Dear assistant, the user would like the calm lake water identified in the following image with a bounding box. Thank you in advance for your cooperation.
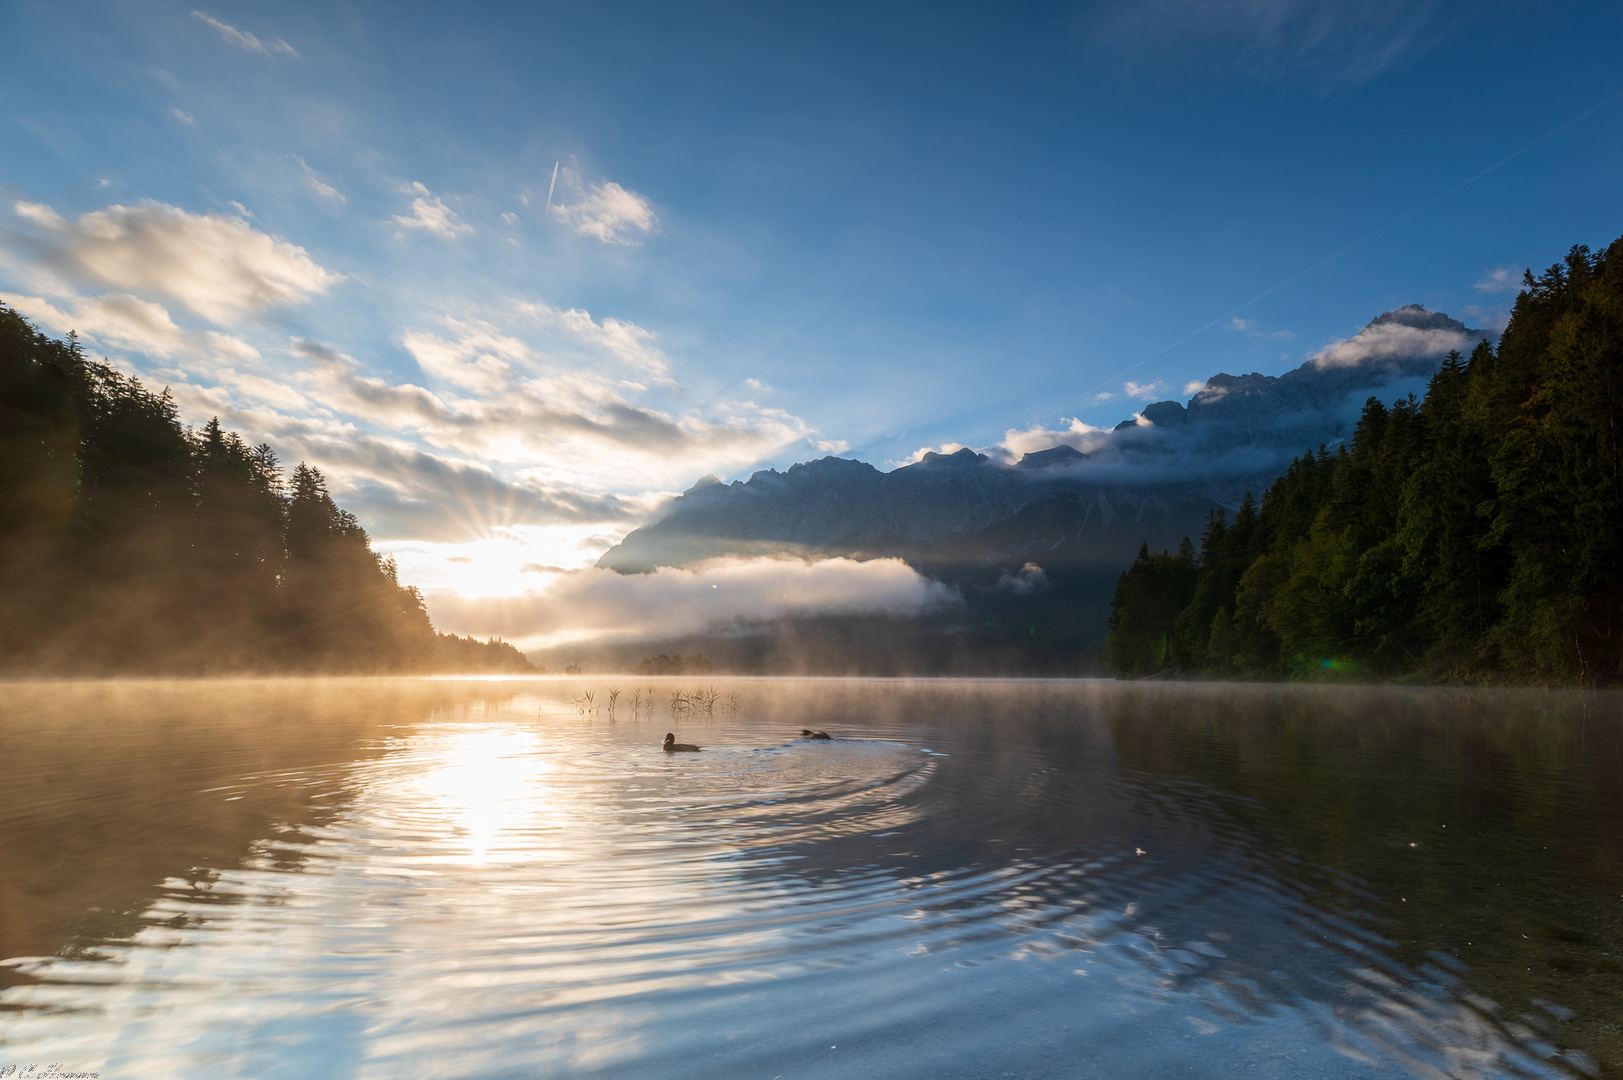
[1,678,1620,1079]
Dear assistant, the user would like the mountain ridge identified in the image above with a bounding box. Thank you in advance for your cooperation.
[599,305,1491,575]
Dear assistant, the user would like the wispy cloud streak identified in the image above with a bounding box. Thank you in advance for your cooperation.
[191,12,298,58]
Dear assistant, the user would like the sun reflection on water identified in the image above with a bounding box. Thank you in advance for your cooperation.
[3,681,1616,1079]
[391,722,553,866]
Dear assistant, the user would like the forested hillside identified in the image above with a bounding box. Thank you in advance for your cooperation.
[0,306,536,675]
[1107,236,1623,685]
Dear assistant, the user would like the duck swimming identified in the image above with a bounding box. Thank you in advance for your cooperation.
[800,728,831,740]
[663,732,701,752]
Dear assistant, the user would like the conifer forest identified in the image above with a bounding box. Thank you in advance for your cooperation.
[1107,236,1623,685]
[0,304,534,675]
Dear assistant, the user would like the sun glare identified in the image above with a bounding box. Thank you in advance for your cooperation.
[407,724,551,866]
[381,525,616,599]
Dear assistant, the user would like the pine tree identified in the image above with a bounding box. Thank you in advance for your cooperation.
[1106,538,1199,677]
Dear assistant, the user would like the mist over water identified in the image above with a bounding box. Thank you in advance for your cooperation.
[1,679,1618,1078]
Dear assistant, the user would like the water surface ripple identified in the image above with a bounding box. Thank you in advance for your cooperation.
[1,679,1618,1078]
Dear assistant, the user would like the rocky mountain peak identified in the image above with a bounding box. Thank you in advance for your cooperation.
[916,447,990,468]
[1365,304,1472,334]
[603,306,1496,575]
[1017,444,1088,468]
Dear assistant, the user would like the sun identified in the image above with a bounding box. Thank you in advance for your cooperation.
[378,526,618,599]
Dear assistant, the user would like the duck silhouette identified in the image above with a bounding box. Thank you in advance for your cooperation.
[800,728,831,740]
[663,732,701,752]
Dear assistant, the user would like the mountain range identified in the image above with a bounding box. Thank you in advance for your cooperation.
[601,305,1492,579]
[572,305,1491,673]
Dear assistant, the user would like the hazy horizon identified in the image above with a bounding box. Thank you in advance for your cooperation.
[3,0,1619,650]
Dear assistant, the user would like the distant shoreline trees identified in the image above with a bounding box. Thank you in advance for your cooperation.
[1106,235,1623,685]
[0,306,539,676]
[633,653,713,676]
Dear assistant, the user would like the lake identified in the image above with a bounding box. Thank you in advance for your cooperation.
[1,678,1619,1078]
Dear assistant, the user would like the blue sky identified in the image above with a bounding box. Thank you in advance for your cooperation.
[2,1,1620,639]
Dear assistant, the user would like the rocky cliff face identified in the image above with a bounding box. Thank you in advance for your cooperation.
[599,306,1491,575]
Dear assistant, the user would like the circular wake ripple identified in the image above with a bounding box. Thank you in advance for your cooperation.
[0,696,1595,1079]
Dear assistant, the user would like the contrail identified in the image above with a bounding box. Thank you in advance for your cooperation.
[544,161,559,218]
[1048,85,1623,421]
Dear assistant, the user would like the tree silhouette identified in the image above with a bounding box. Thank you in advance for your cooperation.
[0,305,537,675]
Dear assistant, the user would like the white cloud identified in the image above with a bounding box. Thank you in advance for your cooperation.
[196,367,308,411]
[500,212,518,226]
[191,11,298,58]
[550,167,658,246]
[172,108,194,125]
[401,322,522,396]
[528,302,672,379]
[1310,321,1479,368]
[997,562,1048,594]
[288,301,827,494]
[261,424,641,540]
[1183,380,1206,396]
[1092,391,1115,402]
[392,183,473,239]
[1,289,258,362]
[1124,380,1161,400]
[10,200,340,323]
[1229,315,1294,340]
[424,556,956,649]
[406,300,673,387]
[152,368,653,541]
[3,290,180,356]
[0,279,831,543]
[891,441,970,467]
[296,158,345,203]
[1475,266,1521,293]
[294,338,449,427]
[202,330,262,364]
[999,418,1112,460]
[0,189,838,592]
